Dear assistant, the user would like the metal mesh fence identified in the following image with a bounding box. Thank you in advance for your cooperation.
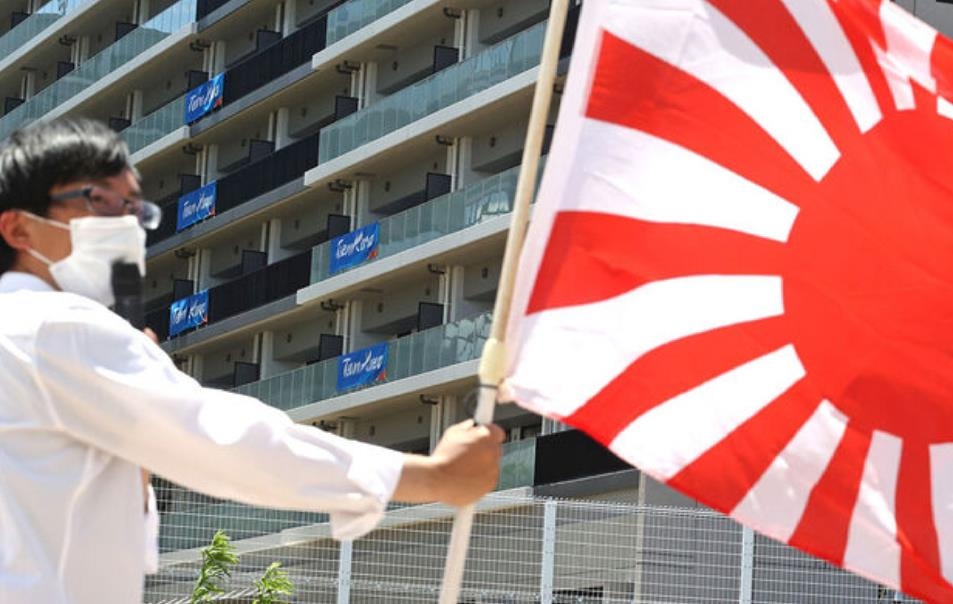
[144,486,918,603]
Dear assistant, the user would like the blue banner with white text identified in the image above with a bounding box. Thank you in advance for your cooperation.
[336,342,388,391]
[329,222,379,275]
[184,73,225,124]
[169,290,209,337]
[176,181,217,232]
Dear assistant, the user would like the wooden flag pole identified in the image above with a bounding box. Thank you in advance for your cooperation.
[438,1,571,602]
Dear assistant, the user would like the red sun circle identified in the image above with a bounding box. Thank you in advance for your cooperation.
[783,108,953,442]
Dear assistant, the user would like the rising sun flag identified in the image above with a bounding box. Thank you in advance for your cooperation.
[502,0,953,601]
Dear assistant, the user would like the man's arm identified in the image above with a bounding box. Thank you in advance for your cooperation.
[394,420,505,506]
[34,304,503,538]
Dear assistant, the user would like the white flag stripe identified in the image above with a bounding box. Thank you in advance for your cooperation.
[875,45,916,111]
[881,1,938,93]
[731,400,848,541]
[930,443,953,584]
[505,275,784,419]
[843,431,902,588]
[609,345,805,481]
[605,0,840,181]
[938,96,953,121]
[567,121,799,242]
[779,0,882,132]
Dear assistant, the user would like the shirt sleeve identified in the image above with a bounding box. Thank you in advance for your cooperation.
[33,303,404,540]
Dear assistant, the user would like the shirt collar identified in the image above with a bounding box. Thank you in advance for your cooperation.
[0,271,55,294]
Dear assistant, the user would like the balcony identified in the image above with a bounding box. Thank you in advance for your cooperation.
[123,94,187,154]
[0,0,86,60]
[233,312,491,412]
[0,0,196,140]
[150,248,313,344]
[318,20,546,163]
[310,159,543,283]
[217,16,328,111]
[205,248,313,324]
[325,0,414,46]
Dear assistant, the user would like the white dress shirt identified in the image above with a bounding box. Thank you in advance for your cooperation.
[0,272,404,603]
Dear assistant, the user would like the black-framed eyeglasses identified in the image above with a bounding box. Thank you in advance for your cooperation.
[50,185,162,230]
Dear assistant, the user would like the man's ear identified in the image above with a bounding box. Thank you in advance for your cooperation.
[0,211,32,252]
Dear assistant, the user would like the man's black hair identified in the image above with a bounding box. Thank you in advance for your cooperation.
[0,117,134,273]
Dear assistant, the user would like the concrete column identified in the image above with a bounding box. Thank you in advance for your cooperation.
[353,180,370,228]
[266,218,283,259]
[211,41,227,74]
[21,71,35,99]
[127,89,144,121]
[338,418,356,438]
[196,248,213,290]
[447,266,465,322]
[455,137,477,188]
[257,330,278,378]
[358,61,379,106]
[274,107,291,148]
[136,0,150,23]
[282,0,296,34]
[202,144,220,183]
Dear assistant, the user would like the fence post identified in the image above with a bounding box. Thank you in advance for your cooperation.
[337,539,353,604]
[540,499,557,604]
[738,526,754,604]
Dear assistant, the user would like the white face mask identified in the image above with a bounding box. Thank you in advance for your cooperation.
[24,214,146,307]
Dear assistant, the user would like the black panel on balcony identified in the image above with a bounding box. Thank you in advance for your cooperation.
[145,306,170,341]
[214,249,266,279]
[432,45,459,74]
[374,172,452,216]
[186,69,209,90]
[207,248,312,323]
[4,97,23,115]
[10,11,29,28]
[115,21,137,41]
[108,117,131,132]
[316,333,343,362]
[222,17,327,105]
[215,133,319,214]
[56,61,75,80]
[172,278,194,301]
[233,361,260,387]
[221,139,275,174]
[533,430,629,486]
[195,0,230,20]
[416,302,444,331]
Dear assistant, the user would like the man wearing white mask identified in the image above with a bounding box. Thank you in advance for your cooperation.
[0,118,504,603]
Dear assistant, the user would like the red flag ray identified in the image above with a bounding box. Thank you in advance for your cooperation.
[586,31,817,207]
[528,212,787,314]
[567,315,789,445]
[825,0,896,114]
[788,424,871,566]
[667,379,820,514]
[896,443,950,600]
[709,0,865,144]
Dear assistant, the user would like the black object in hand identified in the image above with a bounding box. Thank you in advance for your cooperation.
[111,262,145,330]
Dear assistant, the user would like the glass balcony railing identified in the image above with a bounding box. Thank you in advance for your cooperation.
[0,0,88,59]
[124,95,186,154]
[319,19,545,162]
[310,158,545,282]
[325,0,414,46]
[0,0,196,140]
[498,438,536,491]
[234,312,491,411]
